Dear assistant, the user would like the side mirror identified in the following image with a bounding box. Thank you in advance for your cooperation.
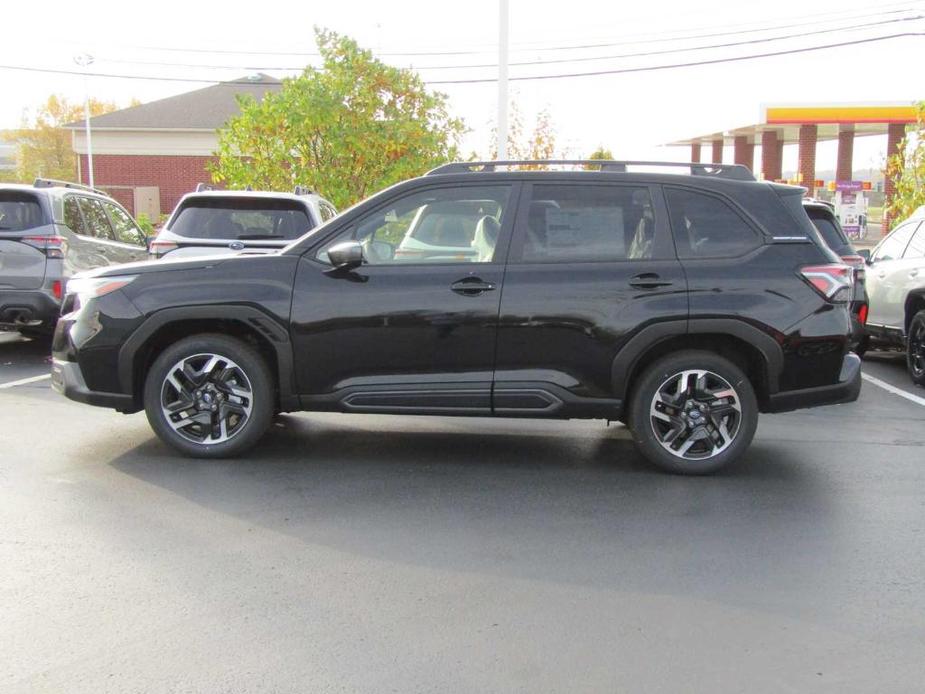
[857,248,871,265]
[326,240,365,271]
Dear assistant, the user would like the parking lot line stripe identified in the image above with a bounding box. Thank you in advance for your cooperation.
[0,373,51,389]
[862,373,925,408]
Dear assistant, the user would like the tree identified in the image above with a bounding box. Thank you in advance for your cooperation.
[13,95,119,182]
[583,146,614,170]
[885,101,925,229]
[210,29,466,209]
[489,103,560,168]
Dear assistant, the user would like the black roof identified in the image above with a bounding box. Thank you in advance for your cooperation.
[63,75,282,131]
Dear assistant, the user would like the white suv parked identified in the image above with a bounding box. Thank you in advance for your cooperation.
[862,206,925,384]
[149,186,337,259]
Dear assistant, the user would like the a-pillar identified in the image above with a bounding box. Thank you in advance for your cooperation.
[733,135,754,171]
[798,124,818,196]
[884,123,907,232]
[711,139,723,164]
[690,142,701,163]
[760,130,783,181]
[836,128,854,182]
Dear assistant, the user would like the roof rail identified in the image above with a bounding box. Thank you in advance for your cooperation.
[195,182,217,192]
[426,160,756,181]
[293,185,315,196]
[33,178,109,196]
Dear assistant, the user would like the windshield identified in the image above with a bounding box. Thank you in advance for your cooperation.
[0,192,44,231]
[168,197,313,241]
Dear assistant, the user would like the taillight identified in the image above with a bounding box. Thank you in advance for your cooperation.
[22,235,67,259]
[149,240,177,258]
[840,254,866,282]
[52,280,62,300]
[800,264,852,302]
[858,304,868,325]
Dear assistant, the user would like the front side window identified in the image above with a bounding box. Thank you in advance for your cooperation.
[319,201,338,223]
[78,197,114,240]
[169,198,314,241]
[873,222,918,262]
[666,188,761,258]
[516,185,655,263]
[902,224,925,259]
[317,185,512,265]
[102,201,145,246]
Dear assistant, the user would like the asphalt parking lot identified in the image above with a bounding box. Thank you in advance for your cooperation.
[2,331,924,693]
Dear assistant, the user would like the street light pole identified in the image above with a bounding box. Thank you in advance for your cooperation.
[74,54,95,188]
[497,0,509,161]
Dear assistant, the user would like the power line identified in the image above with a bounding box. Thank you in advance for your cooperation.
[0,32,920,86]
[93,14,922,72]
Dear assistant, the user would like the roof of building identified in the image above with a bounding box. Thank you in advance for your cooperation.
[63,75,283,131]
[668,102,918,147]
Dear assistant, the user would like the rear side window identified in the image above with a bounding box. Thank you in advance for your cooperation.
[873,222,918,262]
[169,198,313,241]
[517,184,656,262]
[78,197,115,240]
[101,201,144,246]
[0,192,44,231]
[666,188,761,259]
[64,196,88,235]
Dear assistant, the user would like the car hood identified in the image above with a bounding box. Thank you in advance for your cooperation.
[73,253,247,279]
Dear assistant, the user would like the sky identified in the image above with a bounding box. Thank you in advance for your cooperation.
[1,0,922,175]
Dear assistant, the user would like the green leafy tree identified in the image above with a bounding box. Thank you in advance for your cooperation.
[489,104,559,168]
[210,29,466,209]
[885,101,925,229]
[14,95,119,182]
[583,146,614,170]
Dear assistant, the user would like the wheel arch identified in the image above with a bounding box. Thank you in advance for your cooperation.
[904,290,925,334]
[118,306,296,412]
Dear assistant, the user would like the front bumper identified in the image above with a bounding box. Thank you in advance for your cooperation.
[764,353,862,413]
[51,358,137,412]
[0,289,60,331]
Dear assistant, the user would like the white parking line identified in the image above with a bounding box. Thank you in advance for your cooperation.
[0,373,51,389]
[862,373,925,407]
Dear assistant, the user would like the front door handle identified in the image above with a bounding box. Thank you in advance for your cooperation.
[629,272,673,289]
[910,270,919,279]
[451,277,496,296]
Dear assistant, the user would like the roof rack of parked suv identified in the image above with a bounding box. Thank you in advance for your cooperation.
[33,178,109,196]
[293,185,315,196]
[426,160,756,181]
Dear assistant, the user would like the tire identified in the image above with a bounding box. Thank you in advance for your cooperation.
[628,350,759,475]
[143,334,274,458]
[907,310,925,387]
[855,335,870,359]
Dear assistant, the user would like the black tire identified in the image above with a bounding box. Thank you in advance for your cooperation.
[628,350,759,475]
[854,335,870,359]
[143,334,274,458]
[907,310,925,387]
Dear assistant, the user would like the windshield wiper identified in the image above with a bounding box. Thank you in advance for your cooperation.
[236,234,285,240]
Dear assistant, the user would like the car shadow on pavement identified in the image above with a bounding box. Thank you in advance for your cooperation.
[107,413,832,614]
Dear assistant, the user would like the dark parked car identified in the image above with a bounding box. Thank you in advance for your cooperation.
[802,199,869,353]
[52,160,860,474]
[0,179,147,337]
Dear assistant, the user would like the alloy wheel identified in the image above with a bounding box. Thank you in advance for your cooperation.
[649,369,743,461]
[910,321,925,378]
[160,353,254,445]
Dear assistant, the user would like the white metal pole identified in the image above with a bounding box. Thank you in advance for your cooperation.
[497,0,509,161]
[75,54,95,188]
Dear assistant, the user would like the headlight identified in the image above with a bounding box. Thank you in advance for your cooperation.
[66,275,137,309]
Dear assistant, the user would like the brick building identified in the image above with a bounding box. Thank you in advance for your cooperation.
[64,75,281,218]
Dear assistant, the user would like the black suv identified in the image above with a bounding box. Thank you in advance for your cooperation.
[52,161,861,474]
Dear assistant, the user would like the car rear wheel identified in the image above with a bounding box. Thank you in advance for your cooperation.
[907,310,925,386]
[628,351,758,475]
[143,334,273,457]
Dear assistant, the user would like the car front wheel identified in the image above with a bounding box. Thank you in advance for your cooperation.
[628,351,759,475]
[143,334,274,457]
[907,310,925,386]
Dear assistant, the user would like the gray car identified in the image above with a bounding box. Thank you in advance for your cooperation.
[0,179,147,337]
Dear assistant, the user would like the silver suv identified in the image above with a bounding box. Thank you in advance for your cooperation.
[862,206,925,384]
[0,179,147,337]
[149,186,337,259]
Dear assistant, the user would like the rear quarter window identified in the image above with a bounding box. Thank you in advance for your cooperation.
[0,192,44,231]
[665,188,761,259]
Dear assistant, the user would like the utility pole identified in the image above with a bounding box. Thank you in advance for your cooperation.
[497,0,509,161]
[74,53,95,188]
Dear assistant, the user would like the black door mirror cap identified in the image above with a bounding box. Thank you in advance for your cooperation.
[325,240,365,271]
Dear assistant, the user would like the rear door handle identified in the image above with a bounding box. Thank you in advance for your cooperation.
[910,270,919,278]
[451,277,496,296]
[628,272,673,289]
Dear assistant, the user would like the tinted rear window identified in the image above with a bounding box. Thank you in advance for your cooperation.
[169,198,313,240]
[0,192,44,231]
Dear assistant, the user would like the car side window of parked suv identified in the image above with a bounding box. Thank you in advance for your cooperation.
[101,201,145,246]
[872,221,919,262]
[63,196,89,236]
[665,187,761,258]
[78,197,115,240]
[901,223,925,259]
[318,185,513,265]
[514,184,657,263]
